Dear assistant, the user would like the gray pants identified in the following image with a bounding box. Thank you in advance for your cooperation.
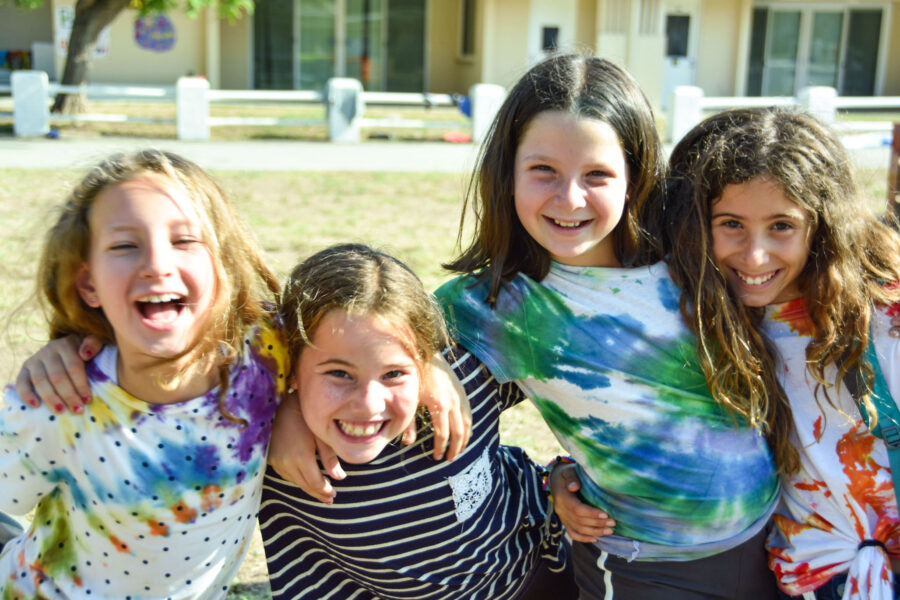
[571,526,778,600]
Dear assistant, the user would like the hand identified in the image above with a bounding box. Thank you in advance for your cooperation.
[268,392,345,504]
[407,352,473,461]
[891,315,900,338]
[15,335,103,414]
[550,462,616,543]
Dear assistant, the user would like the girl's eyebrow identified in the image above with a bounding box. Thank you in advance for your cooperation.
[711,210,805,220]
[316,357,353,367]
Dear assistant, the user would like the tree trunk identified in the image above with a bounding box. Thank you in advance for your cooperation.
[51,0,131,114]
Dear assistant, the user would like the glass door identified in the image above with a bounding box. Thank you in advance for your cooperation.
[762,10,800,96]
[298,0,337,90]
[385,0,425,92]
[807,11,842,87]
[842,9,881,95]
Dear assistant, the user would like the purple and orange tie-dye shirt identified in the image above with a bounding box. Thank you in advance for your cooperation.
[764,299,900,599]
[0,321,286,600]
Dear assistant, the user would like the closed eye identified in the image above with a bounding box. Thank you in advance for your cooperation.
[109,242,137,251]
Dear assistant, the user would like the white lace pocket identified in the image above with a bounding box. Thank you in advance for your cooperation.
[447,448,492,522]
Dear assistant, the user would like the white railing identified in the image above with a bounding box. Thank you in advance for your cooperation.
[8,72,504,143]
[668,85,900,145]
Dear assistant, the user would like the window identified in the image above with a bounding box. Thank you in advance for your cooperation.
[460,0,476,57]
[542,26,559,52]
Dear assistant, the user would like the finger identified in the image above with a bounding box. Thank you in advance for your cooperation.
[429,400,449,461]
[46,362,85,413]
[401,420,418,446]
[566,530,600,543]
[273,462,335,505]
[14,368,42,409]
[559,467,581,491]
[317,440,345,481]
[78,336,104,362]
[443,398,467,462]
[29,368,69,414]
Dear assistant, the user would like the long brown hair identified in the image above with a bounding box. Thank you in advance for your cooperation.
[445,53,666,303]
[664,107,900,473]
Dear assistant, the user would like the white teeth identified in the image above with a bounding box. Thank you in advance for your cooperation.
[552,219,583,228]
[138,294,183,303]
[737,271,776,286]
[338,421,382,437]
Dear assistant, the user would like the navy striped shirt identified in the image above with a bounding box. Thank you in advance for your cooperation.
[259,347,564,599]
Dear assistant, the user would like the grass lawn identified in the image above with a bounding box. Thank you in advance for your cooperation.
[0,160,893,599]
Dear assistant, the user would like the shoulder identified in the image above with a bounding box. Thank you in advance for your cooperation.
[238,319,290,384]
[0,384,59,441]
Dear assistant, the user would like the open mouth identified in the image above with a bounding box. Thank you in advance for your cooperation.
[136,293,186,324]
[735,270,777,286]
[337,420,386,439]
[548,217,589,229]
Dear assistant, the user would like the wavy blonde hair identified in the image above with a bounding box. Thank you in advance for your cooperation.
[37,149,280,415]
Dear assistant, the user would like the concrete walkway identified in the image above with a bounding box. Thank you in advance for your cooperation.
[0,136,481,172]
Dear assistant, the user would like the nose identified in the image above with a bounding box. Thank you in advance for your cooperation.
[556,177,587,210]
[742,233,769,268]
[352,380,388,413]
[140,240,176,278]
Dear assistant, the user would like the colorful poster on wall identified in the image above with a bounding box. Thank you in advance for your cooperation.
[55,6,111,58]
[134,15,176,52]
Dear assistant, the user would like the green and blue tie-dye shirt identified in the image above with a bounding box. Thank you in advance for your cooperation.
[436,262,779,559]
[0,321,286,599]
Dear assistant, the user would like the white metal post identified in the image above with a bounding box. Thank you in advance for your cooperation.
[668,85,703,143]
[176,76,210,141]
[797,86,837,125]
[12,70,50,137]
[469,83,505,145]
[327,78,364,143]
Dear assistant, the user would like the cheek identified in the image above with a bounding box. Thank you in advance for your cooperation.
[710,232,729,266]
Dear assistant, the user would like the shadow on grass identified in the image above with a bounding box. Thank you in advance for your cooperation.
[226,582,272,600]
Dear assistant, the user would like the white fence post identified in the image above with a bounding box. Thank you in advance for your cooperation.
[470,83,505,145]
[797,86,837,124]
[12,70,50,137]
[327,78,364,143]
[176,76,210,141]
[668,85,704,144]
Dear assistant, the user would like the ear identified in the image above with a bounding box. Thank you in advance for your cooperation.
[75,263,101,308]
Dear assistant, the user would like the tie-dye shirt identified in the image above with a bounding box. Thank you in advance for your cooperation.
[436,262,779,560]
[0,322,286,600]
[764,299,900,599]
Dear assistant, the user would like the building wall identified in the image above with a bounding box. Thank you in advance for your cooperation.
[575,0,598,50]
[695,0,741,96]
[426,0,462,93]
[886,3,900,94]
[0,3,53,50]
[50,0,208,86]
[220,16,252,89]
[481,0,530,87]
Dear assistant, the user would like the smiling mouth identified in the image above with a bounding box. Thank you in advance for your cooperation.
[548,218,589,229]
[735,270,777,286]
[136,293,186,323]
[337,420,386,438]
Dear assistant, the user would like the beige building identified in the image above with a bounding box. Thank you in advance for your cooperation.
[1,0,898,108]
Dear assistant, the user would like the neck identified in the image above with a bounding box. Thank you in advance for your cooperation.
[116,350,219,405]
